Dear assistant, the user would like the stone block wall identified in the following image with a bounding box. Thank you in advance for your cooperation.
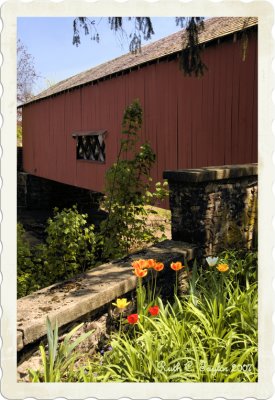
[164,164,258,256]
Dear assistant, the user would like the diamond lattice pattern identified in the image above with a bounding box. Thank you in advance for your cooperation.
[77,134,105,162]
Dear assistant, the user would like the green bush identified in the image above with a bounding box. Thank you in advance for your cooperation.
[44,205,96,281]
[17,206,97,298]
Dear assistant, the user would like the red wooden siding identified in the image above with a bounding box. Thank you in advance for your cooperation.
[22,31,257,194]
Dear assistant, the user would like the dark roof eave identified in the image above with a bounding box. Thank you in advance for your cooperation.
[21,52,180,107]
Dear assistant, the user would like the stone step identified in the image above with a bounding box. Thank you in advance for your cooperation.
[17,240,197,351]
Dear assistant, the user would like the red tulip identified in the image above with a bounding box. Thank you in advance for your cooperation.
[148,305,159,316]
[127,314,139,324]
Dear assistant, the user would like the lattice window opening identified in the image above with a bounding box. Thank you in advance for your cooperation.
[73,132,106,162]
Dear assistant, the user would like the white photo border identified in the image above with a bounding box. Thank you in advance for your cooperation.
[1,0,274,398]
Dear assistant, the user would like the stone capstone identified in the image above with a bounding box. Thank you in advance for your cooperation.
[17,240,197,351]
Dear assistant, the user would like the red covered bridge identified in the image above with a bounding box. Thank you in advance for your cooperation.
[21,17,257,194]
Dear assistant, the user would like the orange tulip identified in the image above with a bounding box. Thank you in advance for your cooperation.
[216,263,229,272]
[133,268,148,278]
[146,259,156,268]
[132,259,148,270]
[154,262,164,271]
[170,262,185,271]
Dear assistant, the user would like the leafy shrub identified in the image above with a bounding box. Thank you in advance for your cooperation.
[17,206,97,298]
[44,205,96,281]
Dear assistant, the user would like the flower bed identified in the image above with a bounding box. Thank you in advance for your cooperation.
[28,250,258,383]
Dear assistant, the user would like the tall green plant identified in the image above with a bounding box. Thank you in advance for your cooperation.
[99,100,168,260]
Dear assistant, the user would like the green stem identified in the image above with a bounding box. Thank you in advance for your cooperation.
[152,271,157,303]
[174,270,178,298]
[137,277,142,314]
[149,271,154,303]
[119,312,123,336]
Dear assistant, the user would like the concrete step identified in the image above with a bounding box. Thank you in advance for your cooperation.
[17,240,197,352]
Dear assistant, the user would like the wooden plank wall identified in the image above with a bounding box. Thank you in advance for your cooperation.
[22,31,257,194]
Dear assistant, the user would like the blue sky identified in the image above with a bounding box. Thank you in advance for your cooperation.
[17,17,184,95]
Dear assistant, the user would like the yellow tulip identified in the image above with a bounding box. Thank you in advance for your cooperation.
[112,298,130,310]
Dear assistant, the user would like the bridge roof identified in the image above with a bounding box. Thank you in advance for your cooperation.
[22,17,257,106]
